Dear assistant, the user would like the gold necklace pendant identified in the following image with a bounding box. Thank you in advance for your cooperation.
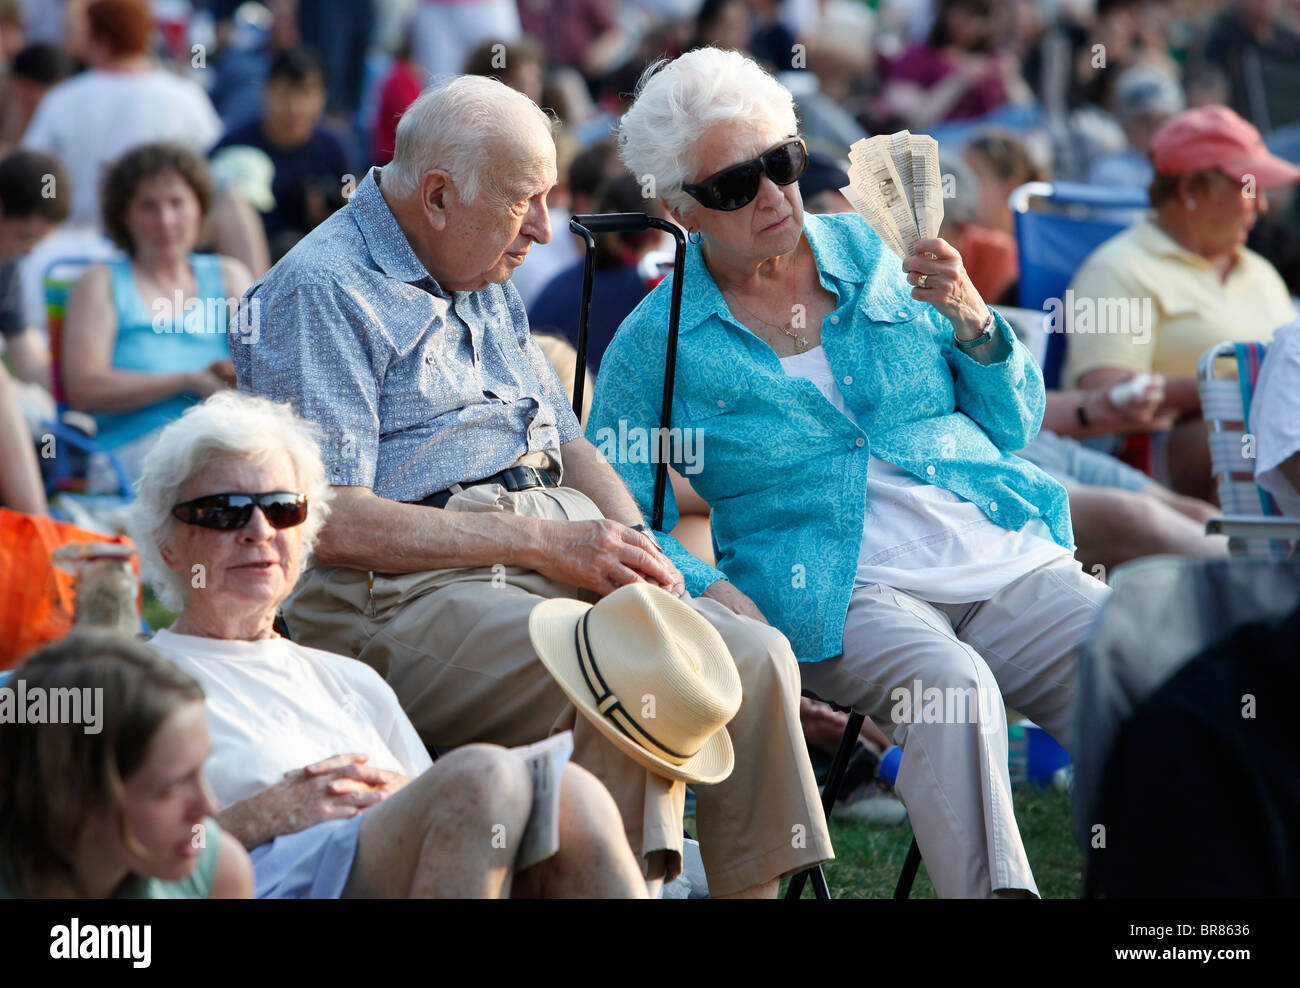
[723,276,811,354]
[779,324,810,353]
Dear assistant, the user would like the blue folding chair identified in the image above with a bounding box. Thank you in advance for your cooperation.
[1010,182,1149,389]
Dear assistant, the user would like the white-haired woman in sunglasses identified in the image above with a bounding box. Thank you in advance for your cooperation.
[128,391,647,898]
[589,47,1111,898]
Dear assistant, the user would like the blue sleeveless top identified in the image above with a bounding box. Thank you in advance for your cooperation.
[93,254,232,450]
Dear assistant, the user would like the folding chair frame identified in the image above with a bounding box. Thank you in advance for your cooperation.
[1196,340,1300,556]
[783,706,922,901]
[569,213,685,530]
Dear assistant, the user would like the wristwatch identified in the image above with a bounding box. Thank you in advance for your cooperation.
[1076,392,1092,429]
[954,310,996,350]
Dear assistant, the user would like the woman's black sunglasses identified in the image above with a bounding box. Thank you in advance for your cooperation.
[682,138,809,212]
[171,491,309,531]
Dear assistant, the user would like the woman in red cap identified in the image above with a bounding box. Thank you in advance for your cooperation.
[1062,105,1300,501]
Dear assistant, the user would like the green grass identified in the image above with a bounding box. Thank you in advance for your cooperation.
[780,783,1082,898]
[140,588,176,632]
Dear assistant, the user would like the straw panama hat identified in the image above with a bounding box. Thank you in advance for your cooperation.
[528,583,742,784]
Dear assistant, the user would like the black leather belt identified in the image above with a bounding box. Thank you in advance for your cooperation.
[409,465,559,509]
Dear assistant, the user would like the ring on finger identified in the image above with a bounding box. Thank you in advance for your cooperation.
[917,273,929,288]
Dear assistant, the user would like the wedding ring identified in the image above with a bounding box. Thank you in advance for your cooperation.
[918,273,929,288]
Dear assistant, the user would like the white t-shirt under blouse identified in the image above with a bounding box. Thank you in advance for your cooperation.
[780,346,1072,602]
[150,629,434,808]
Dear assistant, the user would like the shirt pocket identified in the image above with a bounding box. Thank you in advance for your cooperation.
[861,295,927,326]
[858,299,948,417]
[681,382,745,424]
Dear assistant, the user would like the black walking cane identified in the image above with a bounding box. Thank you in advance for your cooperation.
[568,213,686,531]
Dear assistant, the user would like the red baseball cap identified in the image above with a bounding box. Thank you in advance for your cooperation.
[1149,106,1300,189]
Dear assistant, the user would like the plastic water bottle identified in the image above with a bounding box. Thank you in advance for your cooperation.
[877,745,902,786]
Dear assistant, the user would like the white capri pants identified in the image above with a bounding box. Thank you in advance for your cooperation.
[801,556,1110,898]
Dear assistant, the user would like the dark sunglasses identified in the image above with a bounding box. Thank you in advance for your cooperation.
[682,138,809,212]
[171,491,309,531]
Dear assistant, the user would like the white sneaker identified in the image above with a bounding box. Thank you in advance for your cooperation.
[831,780,909,825]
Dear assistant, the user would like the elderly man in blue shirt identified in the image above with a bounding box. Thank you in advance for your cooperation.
[589,48,1113,898]
[230,74,832,898]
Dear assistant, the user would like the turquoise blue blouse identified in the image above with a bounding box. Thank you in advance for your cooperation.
[93,253,231,450]
[587,211,1074,663]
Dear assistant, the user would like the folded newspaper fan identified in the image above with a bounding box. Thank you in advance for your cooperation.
[841,131,944,259]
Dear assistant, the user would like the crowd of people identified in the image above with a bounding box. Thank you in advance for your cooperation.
[1,0,1299,900]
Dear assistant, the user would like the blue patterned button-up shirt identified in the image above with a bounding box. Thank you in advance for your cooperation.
[231,168,582,501]
[588,211,1074,663]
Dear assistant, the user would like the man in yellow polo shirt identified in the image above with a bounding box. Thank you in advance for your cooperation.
[1061,106,1299,498]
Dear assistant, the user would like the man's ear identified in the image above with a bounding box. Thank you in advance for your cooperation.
[1177,171,1211,204]
[420,170,454,231]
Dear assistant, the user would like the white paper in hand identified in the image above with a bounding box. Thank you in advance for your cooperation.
[908,134,944,240]
[842,131,945,258]
[512,730,574,870]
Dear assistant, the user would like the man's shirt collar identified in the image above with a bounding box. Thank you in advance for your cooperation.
[353,166,447,292]
[1130,214,1221,271]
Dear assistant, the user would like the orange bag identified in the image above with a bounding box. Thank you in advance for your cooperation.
[0,508,139,668]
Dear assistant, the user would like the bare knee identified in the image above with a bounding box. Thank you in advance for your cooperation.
[1070,485,1175,564]
[1069,485,1134,539]
[420,743,532,834]
[557,763,623,835]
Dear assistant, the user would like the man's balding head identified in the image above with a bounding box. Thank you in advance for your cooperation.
[385,75,555,208]
[378,76,558,293]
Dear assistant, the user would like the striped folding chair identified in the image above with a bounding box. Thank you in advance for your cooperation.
[44,257,93,407]
[1196,341,1300,556]
[39,257,133,500]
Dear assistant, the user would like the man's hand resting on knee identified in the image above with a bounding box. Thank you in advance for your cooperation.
[530,519,685,598]
[702,580,770,624]
[218,753,410,849]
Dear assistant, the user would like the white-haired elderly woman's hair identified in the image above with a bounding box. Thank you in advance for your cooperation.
[384,74,554,205]
[618,47,799,215]
[127,391,334,611]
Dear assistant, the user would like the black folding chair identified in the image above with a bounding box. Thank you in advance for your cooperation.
[784,703,922,900]
[569,213,685,531]
[569,215,922,899]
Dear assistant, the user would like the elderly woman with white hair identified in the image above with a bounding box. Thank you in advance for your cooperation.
[589,47,1113,898]
[129,391,647,898]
